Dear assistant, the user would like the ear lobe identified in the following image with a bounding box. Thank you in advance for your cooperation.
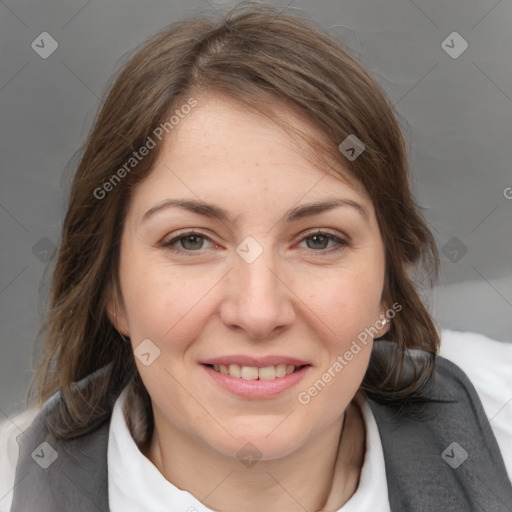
[377,319,390,339]
[375,305,391,338]
[106,292,130,337]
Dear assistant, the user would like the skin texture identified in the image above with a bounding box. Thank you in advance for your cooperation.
[109,93,389,511]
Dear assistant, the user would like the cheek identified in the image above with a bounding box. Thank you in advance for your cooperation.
[302,263,385,342]
[295,271,380,417]
[119,247,176,335]
[296,342,372,434]
[119,250,219,358]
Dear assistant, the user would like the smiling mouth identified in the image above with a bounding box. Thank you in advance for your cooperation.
[204,363,308,380]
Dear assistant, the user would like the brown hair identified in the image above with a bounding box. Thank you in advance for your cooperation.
[27,1,440,443]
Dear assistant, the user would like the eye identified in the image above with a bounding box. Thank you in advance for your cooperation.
[161,231,216,255]
[296,231,349,254]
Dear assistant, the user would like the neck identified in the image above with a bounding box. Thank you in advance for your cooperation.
[142,397,366,512]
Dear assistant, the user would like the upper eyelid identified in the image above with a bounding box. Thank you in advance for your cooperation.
[162,229,216,245]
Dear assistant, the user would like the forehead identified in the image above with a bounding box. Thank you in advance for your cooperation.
[128,93,372,219]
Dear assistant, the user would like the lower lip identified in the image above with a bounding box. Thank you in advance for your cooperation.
[201,364,310,399]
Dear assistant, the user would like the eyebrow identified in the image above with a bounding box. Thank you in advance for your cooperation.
[142,198,369,225]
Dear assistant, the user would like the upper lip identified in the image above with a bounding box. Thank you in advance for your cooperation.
[200,355,311,367]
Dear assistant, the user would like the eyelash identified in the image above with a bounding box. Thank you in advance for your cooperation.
[160,230,349,257]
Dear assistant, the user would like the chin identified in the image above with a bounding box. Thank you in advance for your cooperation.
[206,426,309,462]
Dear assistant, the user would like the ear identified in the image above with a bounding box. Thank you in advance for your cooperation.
[373,262,412,339]
[106,288,130,337]
[375,304,391,339]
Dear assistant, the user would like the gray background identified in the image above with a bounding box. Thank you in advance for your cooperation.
[1,0,511,416]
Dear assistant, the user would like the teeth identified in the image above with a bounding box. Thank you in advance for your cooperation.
[213,363,300,380]
[228,364,241,378]
[241,366,259,380]
[259,366,276,380]
[275,364,286,378]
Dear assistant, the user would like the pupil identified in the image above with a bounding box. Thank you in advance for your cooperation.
[308,234,328,250]
[183,235,203,250]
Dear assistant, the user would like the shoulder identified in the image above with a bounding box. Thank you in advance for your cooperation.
[439,328,512,379]
[438,329,511,417]
[0,406,41,510]
[438,329,512,476]
[367,333,512,509]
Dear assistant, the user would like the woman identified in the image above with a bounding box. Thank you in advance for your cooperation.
[1,3,511,511]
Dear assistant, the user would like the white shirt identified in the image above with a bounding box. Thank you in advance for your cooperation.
[1,329,511,511]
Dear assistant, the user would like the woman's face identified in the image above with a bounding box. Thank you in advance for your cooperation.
[111,93,388,460]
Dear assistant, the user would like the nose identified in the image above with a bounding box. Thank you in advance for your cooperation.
[219,244,296,340]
